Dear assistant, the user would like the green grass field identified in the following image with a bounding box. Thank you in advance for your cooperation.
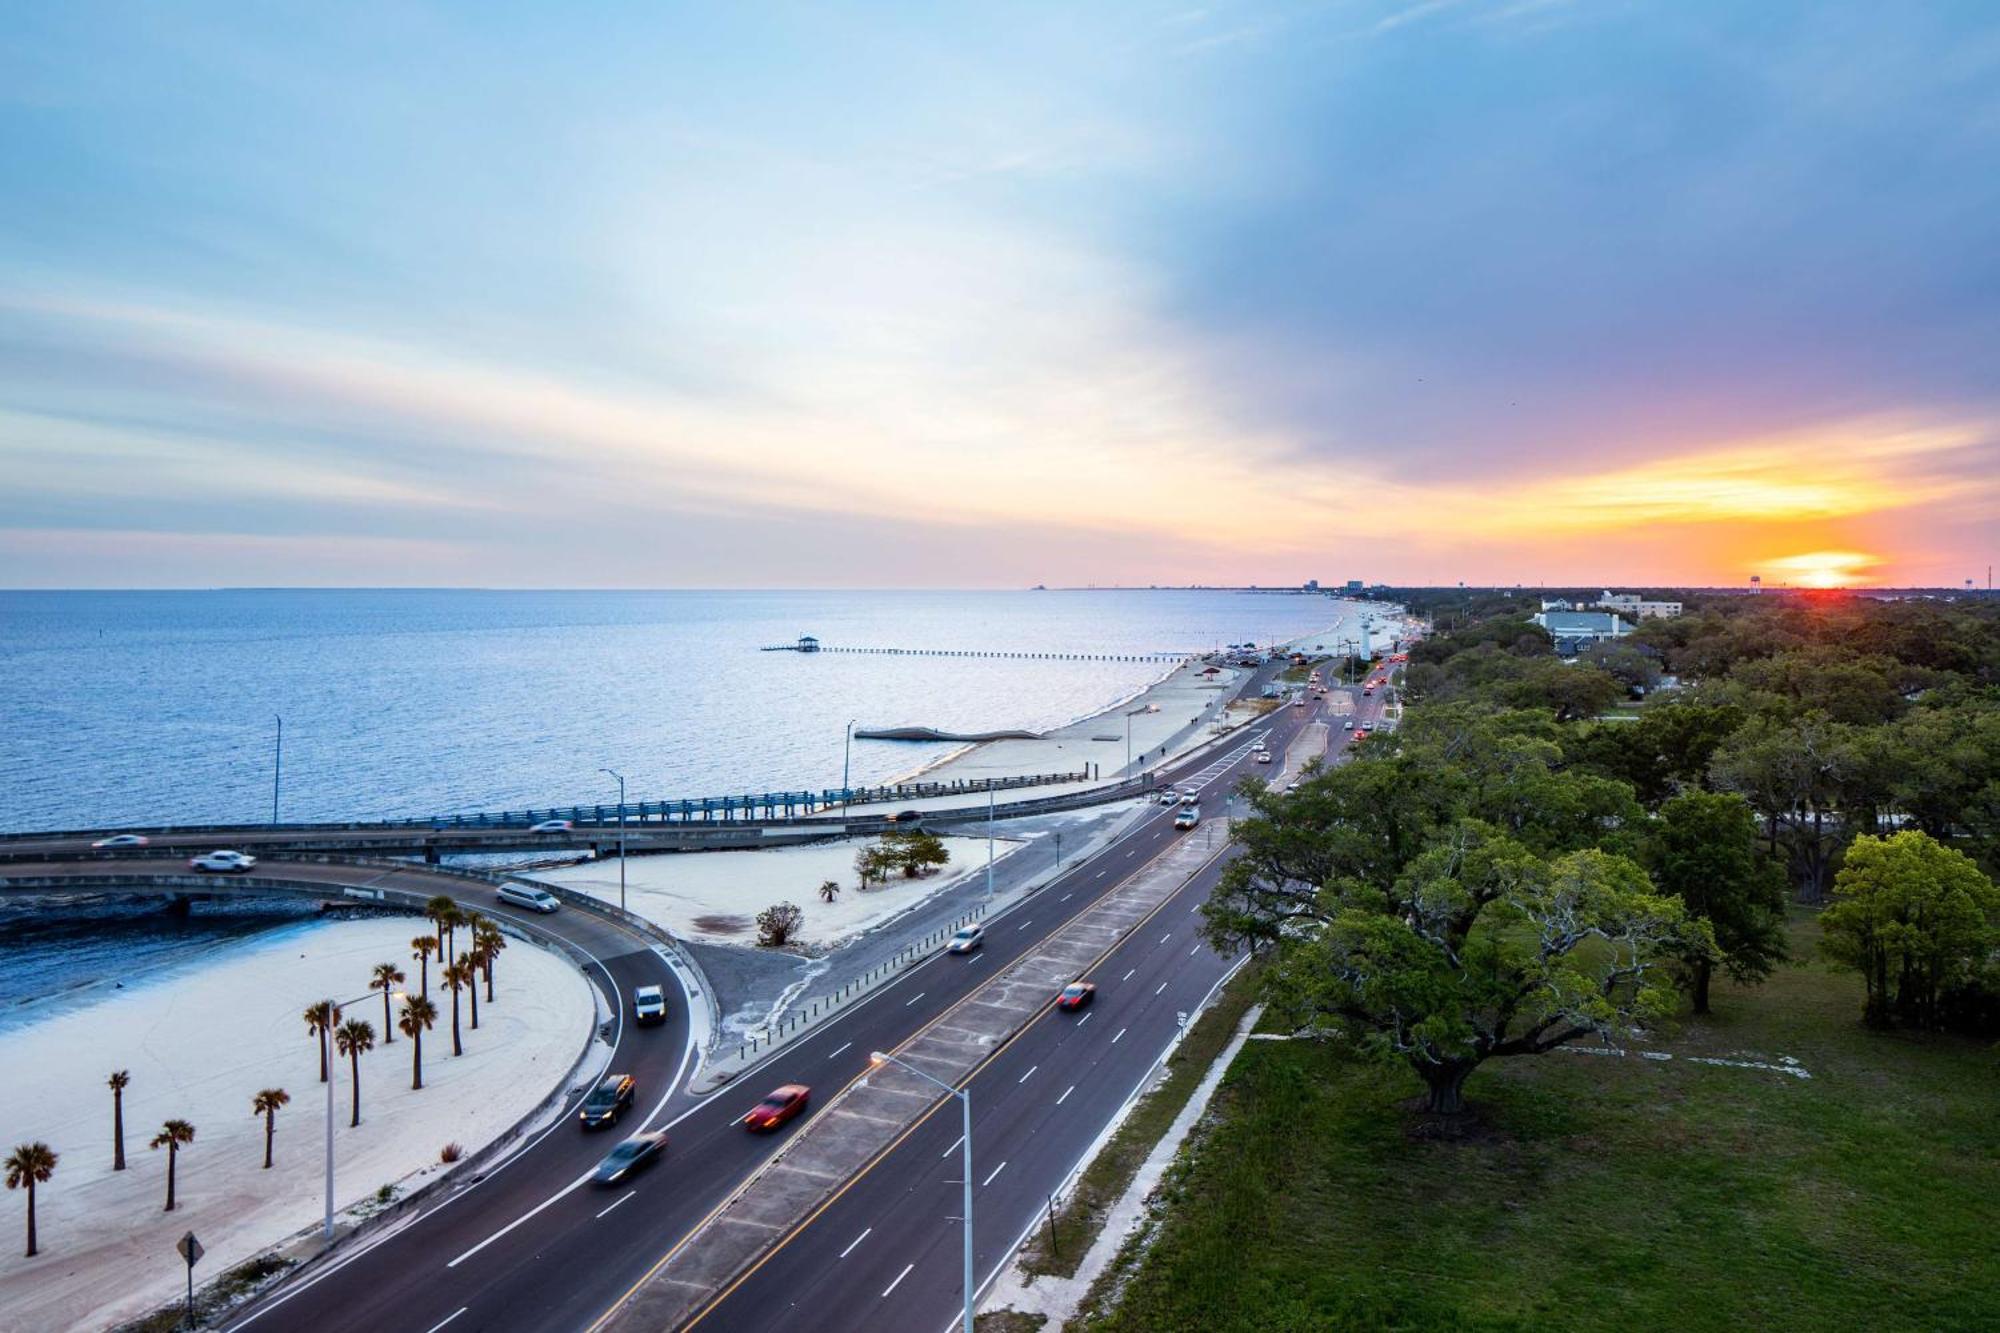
[1079,915,1999,1332]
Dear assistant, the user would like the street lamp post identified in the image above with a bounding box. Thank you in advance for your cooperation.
[272,715,282,825]
[601,768,627,913]
[843,719,857,804]
[871,1052,974,1333]
[986,785,995,901]
[322,987,393,1241]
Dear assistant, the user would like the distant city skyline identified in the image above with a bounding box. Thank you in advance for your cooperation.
[2,2,1994,590]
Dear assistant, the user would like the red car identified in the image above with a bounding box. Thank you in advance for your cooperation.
[1056,981,1097,1011]
[743,1084,810,1131]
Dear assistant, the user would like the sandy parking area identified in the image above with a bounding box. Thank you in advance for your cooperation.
[536,833,1018,950]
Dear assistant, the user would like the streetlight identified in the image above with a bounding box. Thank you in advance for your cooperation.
[869,1051,973,1333]
[842,719,858,804]
[601,768,627,914]
[321,987,397,1241]
[1122,705,1150,777]
[985,785,995,901]
[271,714,283,825]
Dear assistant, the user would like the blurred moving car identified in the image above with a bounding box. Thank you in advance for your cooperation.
[1174,806,1200,830]
[579,1073,636,1129]
[189,850,256,873]
[947,926,985,954]
[591,1132,668,1184]
[633,985,668,1026]
[1056,981,1097,1011]
[528,819,574,833]
[497,883,561,913]
[743,1084,810,1131]
[92,834,150,848]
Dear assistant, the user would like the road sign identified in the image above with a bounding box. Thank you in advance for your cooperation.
[177,1231,203,1266]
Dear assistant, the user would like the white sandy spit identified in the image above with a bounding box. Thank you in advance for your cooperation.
[0,916,594,1333]
[537,834,1018,949]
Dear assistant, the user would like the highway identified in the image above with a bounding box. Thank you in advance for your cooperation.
[673,685,1384,1332]
[2,671,1379,1333]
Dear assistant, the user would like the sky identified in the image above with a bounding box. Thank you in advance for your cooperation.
[1,1,1995,590]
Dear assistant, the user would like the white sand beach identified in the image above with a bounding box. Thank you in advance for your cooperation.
[537,833,1018,950]
[0,916,594,1333]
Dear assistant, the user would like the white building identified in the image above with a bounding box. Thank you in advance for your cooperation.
[1597,591,1681,620]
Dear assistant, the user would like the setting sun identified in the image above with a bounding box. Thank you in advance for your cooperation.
[1762,550,1880,588]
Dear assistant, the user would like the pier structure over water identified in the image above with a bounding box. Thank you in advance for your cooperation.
[761,638,1194,664]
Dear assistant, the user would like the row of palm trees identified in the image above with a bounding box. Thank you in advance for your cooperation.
[7,900,514,1259]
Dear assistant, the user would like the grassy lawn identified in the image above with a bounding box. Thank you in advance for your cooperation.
[1079,914,1999,1333]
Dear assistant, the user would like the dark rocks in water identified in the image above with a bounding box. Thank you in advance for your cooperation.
[853,726,1041,742]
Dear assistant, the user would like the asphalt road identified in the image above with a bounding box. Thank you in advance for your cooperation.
[675,686,1385,1333]
[233,686,1343,1333]
[3,668,1373,1333]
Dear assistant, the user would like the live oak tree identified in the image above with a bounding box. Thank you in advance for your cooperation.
[1643,791,1787,1014]
[1206,717,1702,1114]
[1821,831,2000,1029]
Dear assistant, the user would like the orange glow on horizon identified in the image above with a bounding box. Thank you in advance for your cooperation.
[1761,550,1880,588]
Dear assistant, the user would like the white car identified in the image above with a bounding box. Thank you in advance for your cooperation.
[1155,789,1180,805]
[633,985,668,1026]
[947,926,985,954]
[497,883,561,913]
[1343,720,1354,731]
[1254,749,1273,764]
[189,850,256,873]
[1173,807,1200,830]
[528,819,575,833]
[93,834,150,848]
[1179,791,1200,806]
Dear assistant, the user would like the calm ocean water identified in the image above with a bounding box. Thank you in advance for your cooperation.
[0,588,1352,830]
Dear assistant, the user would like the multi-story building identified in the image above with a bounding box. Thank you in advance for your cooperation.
[1597,591,1682,619]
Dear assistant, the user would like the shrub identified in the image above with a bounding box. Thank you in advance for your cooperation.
[757,902,805,947]
[439,1142,464,1164]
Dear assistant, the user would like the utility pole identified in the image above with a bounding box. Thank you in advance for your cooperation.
[272,714,282,824]
[986,785,995,900]
[843,719,857,802]
[601,768,627,913]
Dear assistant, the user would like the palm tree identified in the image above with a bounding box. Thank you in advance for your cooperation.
[370,962,406,1044]
[472,920,505,1003]
[399,995,438,1090]
[303,1000,342,1082]
[424,895,461,966]
[459,946,485,1031]
[5,1142,57,1258]
[334,1019,376,1127]
[250,1089,289,1169]
[441,958,469,1056]
[411,935,439,1000]
[149,1119,195,1212]
[108,1070,130,1171]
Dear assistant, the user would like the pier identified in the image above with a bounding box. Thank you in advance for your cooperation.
[760,638,1194,664]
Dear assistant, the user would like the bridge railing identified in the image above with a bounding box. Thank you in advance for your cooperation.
[422,768,1089,829]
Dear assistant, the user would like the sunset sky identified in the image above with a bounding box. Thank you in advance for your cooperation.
[2,2,1994,589]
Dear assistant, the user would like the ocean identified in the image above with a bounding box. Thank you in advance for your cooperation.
[0,588,1355,1009]
[0,588,1354,830]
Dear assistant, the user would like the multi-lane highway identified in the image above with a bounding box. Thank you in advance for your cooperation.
[674,687,1384,1332]
[3,674,1383,1333]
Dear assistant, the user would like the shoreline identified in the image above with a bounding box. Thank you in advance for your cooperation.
[872,602,1374,791]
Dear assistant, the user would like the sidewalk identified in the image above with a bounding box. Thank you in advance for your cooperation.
[598,807,1236,1333]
